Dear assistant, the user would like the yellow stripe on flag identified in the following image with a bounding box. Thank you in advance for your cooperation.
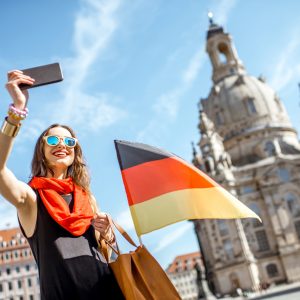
[130,187,261,236]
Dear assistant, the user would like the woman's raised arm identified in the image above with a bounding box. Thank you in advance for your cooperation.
[0,70,36,209]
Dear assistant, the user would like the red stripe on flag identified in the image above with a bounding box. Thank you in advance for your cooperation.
[121,157,216,205]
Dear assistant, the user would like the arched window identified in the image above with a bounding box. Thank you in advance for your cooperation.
[202,144,210,154]
[24,249,29,257]
[223,239,234,260]
[278,168,290,182]
[285,193,300,240]
[286,193,300,218]
[204,161,211,172]
[295,221,300,240]
[217,43,229,64]
[229,273,240,289]
[249,203,262,228]
[215,111,224,126]
[246,97,257,114]
[204,157,214,173]
[255,230,270,252]
[217,220,229,236]
[266,263,279,278]
[265,141,276,157]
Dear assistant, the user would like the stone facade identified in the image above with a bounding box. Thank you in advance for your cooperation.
[192,17,300,297]
[0,228,40,300]
[166,252,202,300]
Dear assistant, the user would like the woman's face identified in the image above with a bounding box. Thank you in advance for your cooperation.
[43,126,75,172]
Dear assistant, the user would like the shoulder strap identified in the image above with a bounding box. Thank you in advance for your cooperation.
[100,215,139,263]
[109,216,138,248]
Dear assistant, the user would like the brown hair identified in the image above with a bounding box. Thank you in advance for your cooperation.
[31,124,91,194]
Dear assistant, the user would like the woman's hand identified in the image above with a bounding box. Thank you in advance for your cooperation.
[92,213,113,240]
[5,70,35,109]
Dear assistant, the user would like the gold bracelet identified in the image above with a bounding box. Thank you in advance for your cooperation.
[0,117,21,137]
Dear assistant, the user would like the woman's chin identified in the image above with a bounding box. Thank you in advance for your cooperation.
[49,160,73,169]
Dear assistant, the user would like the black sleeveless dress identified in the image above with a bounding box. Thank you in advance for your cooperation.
[19,192,124,300]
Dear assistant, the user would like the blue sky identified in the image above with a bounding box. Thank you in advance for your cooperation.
[0,0,300,268]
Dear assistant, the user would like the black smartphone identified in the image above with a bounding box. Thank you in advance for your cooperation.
[19,62,63,90]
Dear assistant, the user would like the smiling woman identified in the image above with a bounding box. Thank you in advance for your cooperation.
[32,125,80,182]
[0,70,124,299]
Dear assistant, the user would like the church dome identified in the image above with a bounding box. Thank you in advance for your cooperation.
[200,19,299,166]
[201,74,292,142]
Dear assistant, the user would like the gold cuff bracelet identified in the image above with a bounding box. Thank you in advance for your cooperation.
[0,117,21,137]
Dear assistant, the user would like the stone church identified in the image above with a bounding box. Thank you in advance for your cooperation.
[192,17,300,296]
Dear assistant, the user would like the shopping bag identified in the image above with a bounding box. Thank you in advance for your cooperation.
[101,218,181,300]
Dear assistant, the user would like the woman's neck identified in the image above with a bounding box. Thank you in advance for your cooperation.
[46,169,67,179]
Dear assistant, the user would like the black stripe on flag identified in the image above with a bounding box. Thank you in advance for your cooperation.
[114,140,173,170]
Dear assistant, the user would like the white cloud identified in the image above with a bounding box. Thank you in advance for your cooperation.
[13,118,47,152]
[213,0,238,25]
[71,0,120,78]
[138,0,237,141]
[7,0,127,173]
[182,50,206,85]
[269,35,300,92]
[58,0,127,130]
[153,0,237,119]
[138,50,206,142]
[152,50,205,121]
[154,90,181,118]
[136,118,168,142]
[17,118,47,141]
[60,92,127,132]
[115,209,135,231]
[153,222,193,253]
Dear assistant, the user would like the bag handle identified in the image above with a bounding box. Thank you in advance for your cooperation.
[108,216,138,248]
[100,214,139,263]
[100,237,117,263]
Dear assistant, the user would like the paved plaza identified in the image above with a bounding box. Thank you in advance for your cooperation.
[240,282,300,300]
[222,282,300,300]
[254,290,300,300]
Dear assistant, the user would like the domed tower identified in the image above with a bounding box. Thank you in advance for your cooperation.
[195,110,260,295]
[194,14,300,297]
[202,16,299,166]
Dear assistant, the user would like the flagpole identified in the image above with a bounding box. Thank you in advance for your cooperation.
[138,235,143,245]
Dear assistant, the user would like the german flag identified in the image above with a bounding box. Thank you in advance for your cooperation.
[114,140,260,236]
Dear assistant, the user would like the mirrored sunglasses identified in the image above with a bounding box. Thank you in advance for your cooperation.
[43,135,77,148]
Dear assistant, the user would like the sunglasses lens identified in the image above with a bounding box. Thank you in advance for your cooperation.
[46,136,59,146]
[64,137,76,147]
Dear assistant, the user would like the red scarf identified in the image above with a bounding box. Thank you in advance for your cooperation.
[29,177,94,236]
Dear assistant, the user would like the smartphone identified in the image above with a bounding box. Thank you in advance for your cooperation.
[19,63,63,90]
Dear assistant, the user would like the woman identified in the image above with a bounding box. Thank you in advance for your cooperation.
[0,70,124,299]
